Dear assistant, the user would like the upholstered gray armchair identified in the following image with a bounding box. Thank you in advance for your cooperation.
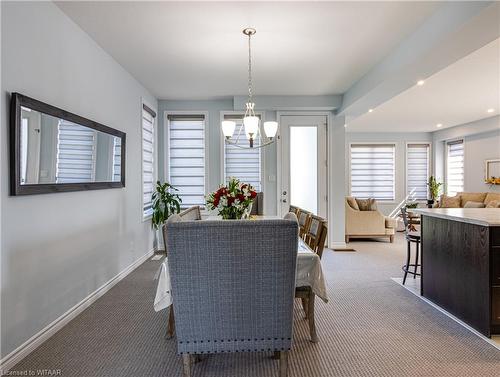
[165,219,298,377]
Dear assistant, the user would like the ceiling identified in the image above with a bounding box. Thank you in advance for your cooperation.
[56,1,438,100]
[348,39,500,133]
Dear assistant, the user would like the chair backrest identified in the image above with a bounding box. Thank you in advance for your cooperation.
[179,206,202,221]
[250,192,264,215]
[297,209,312,238]
[289,205,299,215]
[166,219,298,355]
[305,215,328,259]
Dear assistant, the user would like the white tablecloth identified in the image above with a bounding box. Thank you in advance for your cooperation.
[153,238,328,312]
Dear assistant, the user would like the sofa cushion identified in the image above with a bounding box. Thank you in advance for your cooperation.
[346,197,360,210]
[457,192,487,207]
[485,192,500,205]
[355,198,377,211]
[463,201,486,208]
[440,195,461,208]
[486,200,500,208]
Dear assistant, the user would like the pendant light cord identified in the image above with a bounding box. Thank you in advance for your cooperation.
[247,32,253,102]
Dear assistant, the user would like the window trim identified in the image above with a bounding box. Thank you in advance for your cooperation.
[219,111,265,193]
[163,110,209,210]
[445,138,465,196]
[405,141,432,202]
[141,99,157,221]
[348,141,397,203]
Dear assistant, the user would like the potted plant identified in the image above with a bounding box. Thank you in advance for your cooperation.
[151,181,182,251]
[206,177,257,219]
[426,176,443,208]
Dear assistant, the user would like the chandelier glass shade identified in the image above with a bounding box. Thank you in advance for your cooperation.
[222,28,279,149]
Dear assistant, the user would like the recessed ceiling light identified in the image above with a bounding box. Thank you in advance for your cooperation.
[487,108,495,113]
[344,124,348,128]
[368,109,373,113]
[417,80,425,86]
[436,123,443,128]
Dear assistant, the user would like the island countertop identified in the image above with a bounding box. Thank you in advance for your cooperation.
[412,208,500,227]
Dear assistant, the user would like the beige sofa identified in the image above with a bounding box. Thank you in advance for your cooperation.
[345,197,397,243]
[439,192,500,208]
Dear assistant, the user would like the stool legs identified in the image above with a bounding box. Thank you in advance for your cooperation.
[403,240,411,285]
[414,242,420,279]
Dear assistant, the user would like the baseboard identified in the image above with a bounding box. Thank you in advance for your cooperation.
[0,248,155,373]
[330,241,347,249]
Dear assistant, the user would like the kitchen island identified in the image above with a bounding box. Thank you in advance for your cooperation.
[413,208,500,337]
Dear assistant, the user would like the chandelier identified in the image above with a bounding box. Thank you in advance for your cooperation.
[222,28,278,149]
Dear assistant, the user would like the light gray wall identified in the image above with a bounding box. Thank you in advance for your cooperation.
[1,1,157,358]
[345,132,433,215]
[432,115,500,193]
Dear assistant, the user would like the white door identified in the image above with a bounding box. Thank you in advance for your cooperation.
[279,115,328,218]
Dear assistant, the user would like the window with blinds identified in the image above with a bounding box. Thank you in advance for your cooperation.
[56,120,96,183]
[167,115,206,208]
[112,137,122,182]
[406,143,430,201]
[446,140,464,196]
[350,144,395,201]
[223,114,261,191]
[142,105,156,218]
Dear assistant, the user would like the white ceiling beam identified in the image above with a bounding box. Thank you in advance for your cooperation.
[340,2,499,119]
[233,95,342,111]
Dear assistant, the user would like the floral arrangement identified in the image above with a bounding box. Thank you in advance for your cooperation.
[206,178,257,219]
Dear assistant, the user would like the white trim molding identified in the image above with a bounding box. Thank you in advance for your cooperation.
[0,249,155,373]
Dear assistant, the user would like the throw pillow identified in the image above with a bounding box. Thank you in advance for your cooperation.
[463,201,485,208]
[486,200,500,208]
[355,198,378,211]
[439,195,461,208]
[346,197,360,210]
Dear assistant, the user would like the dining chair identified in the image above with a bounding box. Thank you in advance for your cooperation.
[178,205,202,221]
[165,219,298,377]
[297,209,312,239]
[289,205,299,215]
[304,214,328,259]
[295,215,327,343]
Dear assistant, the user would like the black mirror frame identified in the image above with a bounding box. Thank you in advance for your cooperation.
[9,93,126,195]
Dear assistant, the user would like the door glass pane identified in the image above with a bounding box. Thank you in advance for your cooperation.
[290,126,317,214]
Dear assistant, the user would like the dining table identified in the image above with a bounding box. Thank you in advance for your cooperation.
[154,236,329,313]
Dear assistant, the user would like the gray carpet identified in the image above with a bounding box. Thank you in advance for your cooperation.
[10,234,500,376]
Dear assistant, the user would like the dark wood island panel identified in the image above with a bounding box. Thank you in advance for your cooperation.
[421,214,500,337]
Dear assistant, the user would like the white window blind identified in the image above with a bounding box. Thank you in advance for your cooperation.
[112,137,122,182]
[56,120,96,183]
[168,115,205,208]
[350,144,395,201]
[223,115,261,191]
[142,105,156,218]
[406,143,430,201]
[446,140,464,196]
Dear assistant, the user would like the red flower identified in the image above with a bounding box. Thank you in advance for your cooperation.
[237,194,245,202]
[250,191,257,198]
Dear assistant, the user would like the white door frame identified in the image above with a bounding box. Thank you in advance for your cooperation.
[276,111,331,220]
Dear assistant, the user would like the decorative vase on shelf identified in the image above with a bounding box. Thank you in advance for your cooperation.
[206,178,257,220]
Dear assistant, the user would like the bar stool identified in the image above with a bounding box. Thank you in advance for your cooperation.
[400,207,421,284]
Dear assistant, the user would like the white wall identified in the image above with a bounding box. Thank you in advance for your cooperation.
[433,115,500,193]
[345,132,433,215]
[1,2,157,358]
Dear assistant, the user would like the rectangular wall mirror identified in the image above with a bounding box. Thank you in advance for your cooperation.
[10,93,126,195]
